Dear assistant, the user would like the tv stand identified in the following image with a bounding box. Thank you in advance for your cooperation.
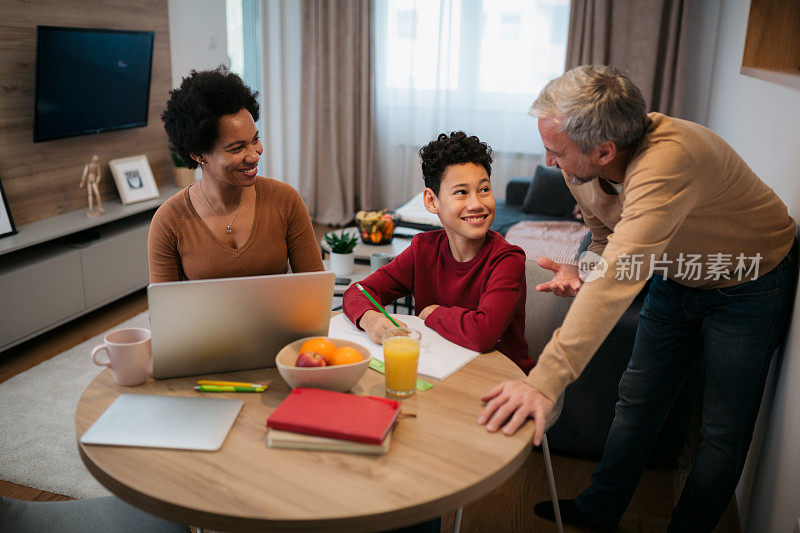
[0,185,180,352]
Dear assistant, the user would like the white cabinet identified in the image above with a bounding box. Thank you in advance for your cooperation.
[81,222,150,308]
[0,247,85,348]
[0,185,178,352]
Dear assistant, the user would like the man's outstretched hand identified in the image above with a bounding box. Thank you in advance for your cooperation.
[478,380,555,446]
[535,257,582,297]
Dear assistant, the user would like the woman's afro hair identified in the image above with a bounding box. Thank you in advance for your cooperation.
[162,66,260,169]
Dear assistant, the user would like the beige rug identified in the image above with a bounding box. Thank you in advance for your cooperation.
[0,312,149,499]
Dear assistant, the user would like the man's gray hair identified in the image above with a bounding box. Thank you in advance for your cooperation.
[530,65,648,154]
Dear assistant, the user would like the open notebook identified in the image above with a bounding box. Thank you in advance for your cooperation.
[328,314,480,380]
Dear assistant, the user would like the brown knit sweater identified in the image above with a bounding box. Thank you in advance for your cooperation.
[148,178,323,282]
[527,113,796,402]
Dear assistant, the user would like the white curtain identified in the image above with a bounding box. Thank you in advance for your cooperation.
[257,0,303,189]
[373,0,570,207]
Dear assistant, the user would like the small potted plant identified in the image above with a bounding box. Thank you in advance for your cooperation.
[171,151,196,188]
[324,230,358,276]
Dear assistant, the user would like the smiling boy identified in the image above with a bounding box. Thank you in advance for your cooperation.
[342,131,532,373]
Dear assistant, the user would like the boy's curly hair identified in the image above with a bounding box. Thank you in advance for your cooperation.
[161,66,260,169]
[419,131,493,195]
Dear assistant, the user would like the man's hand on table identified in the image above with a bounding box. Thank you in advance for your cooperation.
[478,380,555,446]
[358,310,407,344]
[535,257,582,297]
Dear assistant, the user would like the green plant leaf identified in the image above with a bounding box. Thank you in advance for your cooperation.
[324,230,358,254]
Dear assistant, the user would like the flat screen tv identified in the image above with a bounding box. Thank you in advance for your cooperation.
[34,26,154,143]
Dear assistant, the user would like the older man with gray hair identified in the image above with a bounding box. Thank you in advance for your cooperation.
[478,65,797,531]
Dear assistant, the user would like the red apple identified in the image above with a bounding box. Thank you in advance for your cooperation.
[295,351,327,367]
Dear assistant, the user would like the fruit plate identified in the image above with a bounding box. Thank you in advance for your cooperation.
[276,337,371,392]
[355,210,399,245]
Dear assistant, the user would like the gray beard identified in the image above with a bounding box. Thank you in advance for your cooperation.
[567,174,599,186]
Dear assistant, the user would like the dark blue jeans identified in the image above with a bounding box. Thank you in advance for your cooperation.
[576,241,798,532]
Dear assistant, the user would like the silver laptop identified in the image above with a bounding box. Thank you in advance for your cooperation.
[148,271,335,379]
[80,394,243,451]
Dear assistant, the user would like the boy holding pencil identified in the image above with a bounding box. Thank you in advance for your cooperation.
[343,131,532,373]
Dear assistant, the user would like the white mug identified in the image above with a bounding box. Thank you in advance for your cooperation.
[92,328,152,387]
[370,252,392,272]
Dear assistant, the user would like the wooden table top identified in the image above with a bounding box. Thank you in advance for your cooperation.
[76,352,534,532]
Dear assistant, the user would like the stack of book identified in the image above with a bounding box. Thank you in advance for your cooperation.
[266,388,401,455]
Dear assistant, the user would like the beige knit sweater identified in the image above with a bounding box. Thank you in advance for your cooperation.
[527,113,796,402]
[148,177,323,282]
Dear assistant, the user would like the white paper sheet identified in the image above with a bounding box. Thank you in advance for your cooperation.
[328,313,480,381]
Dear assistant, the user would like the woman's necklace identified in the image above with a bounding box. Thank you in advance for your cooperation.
[199,181,242,234]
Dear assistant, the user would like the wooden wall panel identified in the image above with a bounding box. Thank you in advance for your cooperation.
[742,0,800,69]
[0,0,172,226]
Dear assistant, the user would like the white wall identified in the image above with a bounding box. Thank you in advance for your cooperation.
[168,0,230,89]
[685,0,800,531]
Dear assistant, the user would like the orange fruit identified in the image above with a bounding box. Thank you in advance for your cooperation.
[330,346,363,366]
[299,337,337,364]
[381,220,394,238]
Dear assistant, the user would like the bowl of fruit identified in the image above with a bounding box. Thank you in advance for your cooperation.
[355,209,399,245]
[275,336,371,392]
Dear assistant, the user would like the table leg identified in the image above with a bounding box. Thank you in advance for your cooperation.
[452,507,462,533]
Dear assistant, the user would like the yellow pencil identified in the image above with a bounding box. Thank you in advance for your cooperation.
[196,380,268,389]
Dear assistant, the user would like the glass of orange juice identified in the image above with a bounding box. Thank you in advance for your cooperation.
[382,327,422,398]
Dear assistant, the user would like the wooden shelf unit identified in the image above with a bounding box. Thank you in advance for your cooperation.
[741,0,800,89]
[0,185,180,352]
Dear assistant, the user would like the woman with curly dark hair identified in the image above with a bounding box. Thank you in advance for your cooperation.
[148,67,323,282]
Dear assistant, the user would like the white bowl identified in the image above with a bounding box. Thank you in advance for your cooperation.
[275,337,371,392]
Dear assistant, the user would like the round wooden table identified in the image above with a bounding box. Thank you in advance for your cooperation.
[76,353,534,532]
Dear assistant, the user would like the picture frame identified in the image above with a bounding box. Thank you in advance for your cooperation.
[109,155,160,204]
[0,177,18,239]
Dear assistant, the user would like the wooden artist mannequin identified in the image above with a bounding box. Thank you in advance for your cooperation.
[80,155,105,216]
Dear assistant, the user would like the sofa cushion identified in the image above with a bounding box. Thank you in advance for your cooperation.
[520,165,576,218]
[509,221,589,265]
[504,176,534,207]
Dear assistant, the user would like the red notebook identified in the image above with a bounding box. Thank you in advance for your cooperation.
[266,388,401,444]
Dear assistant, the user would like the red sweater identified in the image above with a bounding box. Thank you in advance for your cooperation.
[343,230,532,373]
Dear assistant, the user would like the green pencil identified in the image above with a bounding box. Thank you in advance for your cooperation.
[355,283,401,327]
[194,385,265,393]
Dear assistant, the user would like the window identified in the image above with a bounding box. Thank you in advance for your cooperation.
[377,0,570,111]
[373,0,570,206]
[226,0,264,176]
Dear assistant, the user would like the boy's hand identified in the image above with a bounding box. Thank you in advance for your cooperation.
[478,380,555,446]
[535,257,582,297]
[418,304,441,320]
[358,310,407,344]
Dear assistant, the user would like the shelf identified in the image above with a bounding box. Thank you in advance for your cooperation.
[0,184,181,257]
[740,67,800,90]
[741,0,800,89]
